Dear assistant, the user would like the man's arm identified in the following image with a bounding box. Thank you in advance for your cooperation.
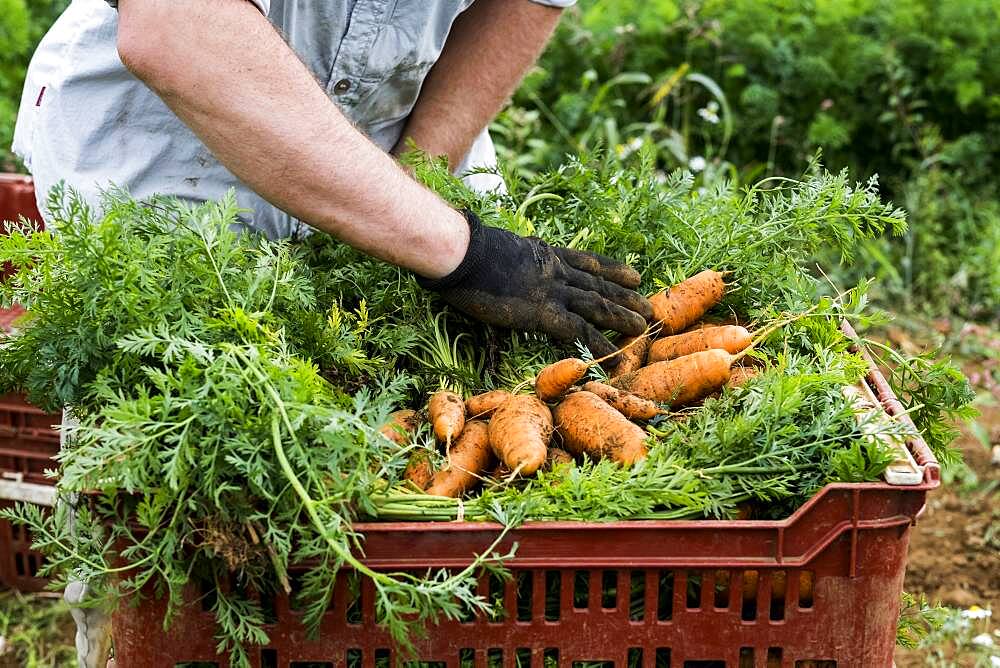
[116,0,651,360]
[392,0,564,168]
[117,0,468,279]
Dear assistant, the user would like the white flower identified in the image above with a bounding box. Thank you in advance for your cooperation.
[972,633,995,647]
[615,137,644,159]
[688,156,707,172]
[962,606,993,620]
[0,635,7,655]
[697,106,720,124]
[990,657,1000,668]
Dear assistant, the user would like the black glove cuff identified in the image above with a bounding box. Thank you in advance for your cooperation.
[417,209,491,292]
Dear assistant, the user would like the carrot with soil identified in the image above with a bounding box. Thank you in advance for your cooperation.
[554,391,649,464]
[647,324,752,363]
[403,450,435,490]
[544,447,575,470]
[611,314,803,405]
[424,421,495,498]
[465,390,511,418]
[648,270,726,335]
[488,394,553,476]
[535,332,654,403]
[610,334,652,377]
[728,366,760,388]
[378,409,421,446]
[610,349,735,406]
[428,390,465,446]
[580,381,662,420]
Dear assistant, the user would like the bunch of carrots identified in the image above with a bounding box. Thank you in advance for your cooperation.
[383,269,774,499]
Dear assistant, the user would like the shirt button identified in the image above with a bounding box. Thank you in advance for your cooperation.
[333,78,352,95]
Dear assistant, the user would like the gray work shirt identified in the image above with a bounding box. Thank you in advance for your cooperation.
[13,0,574,238]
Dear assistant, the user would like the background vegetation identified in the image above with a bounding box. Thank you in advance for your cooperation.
[0,0,66,172]
[492,0,1000,319]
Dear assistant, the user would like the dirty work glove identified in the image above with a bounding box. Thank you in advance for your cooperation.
[419,210,653,362]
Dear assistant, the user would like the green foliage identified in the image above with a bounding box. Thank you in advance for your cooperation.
[0,155,974,662]
[897,591,950,649]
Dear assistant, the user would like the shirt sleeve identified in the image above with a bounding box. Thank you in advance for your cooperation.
[104,0,270,13]
[528,0,577,6]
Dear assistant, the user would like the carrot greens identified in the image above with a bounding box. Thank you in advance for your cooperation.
[0,155,972,662]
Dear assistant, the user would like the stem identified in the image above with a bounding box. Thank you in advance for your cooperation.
[268,416,386,584]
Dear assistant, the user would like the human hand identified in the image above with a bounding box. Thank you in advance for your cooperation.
[420,211,652,362]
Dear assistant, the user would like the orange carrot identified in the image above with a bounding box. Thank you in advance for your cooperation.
[534,358,590,402]
[424,421,495,498]
[378,409,421,446]
[428,390,465,446]
[488,395,553,475]
[648,270,725,335]
[610,349,736,406]
[647,325,751,363]
[609,309,802,405]
[580,381,661,421]
[403,450,435,490]
[553,391,648,465]
[534,334,655,403]
[610,334,651,377]
[682,316,741,331]
[465,389,512,419]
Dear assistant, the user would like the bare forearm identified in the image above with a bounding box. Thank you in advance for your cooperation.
[393,0,563,168]
[117,0,467,278]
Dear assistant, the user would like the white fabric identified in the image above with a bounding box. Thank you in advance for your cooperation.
[14,0,574,235]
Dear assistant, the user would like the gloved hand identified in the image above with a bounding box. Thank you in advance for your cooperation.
[419,210,652,362]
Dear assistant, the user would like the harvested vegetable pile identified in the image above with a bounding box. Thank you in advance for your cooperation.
[0,154,974,663]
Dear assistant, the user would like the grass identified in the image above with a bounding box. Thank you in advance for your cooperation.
[0,590,75,667]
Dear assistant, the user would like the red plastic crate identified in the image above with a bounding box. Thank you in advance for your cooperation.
[0,291,60,593]
[110,347,937,667]
[0,173,43,282]
[0,173,43,228]
[0,393,60,486]
[0,306,61,487]
[0,497,51,592]
[0,390,58,591]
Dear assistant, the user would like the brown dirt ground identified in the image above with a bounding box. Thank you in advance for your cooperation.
[894,327,1000,666]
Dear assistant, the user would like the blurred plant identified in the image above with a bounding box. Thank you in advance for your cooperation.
[917,605,1000,667]
[0,591,75,667]
[0,0,69,170]
[898,591,951,649]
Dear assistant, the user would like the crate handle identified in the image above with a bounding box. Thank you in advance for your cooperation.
[0,477,56,506]
[841,320,939,484]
